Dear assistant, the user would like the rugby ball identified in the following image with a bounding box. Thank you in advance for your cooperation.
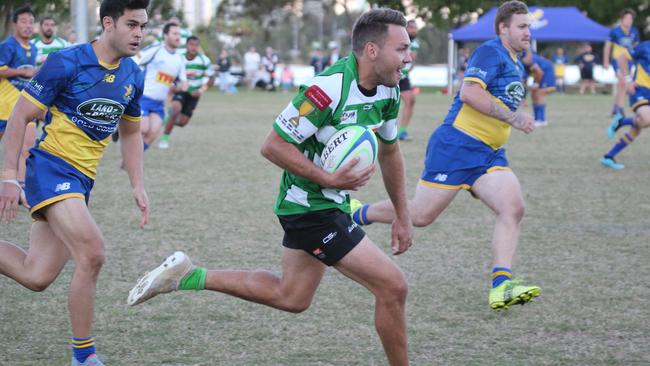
[321,126,378,173]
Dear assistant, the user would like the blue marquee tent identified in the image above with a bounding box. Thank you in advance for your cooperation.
[446,7,610,90]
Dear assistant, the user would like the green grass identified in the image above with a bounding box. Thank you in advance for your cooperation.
[2,91,649,365]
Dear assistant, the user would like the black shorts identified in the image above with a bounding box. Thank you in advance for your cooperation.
[172,92,200,117]
[580,69,593,81]
[278,208,366,266]
[398,77,412,91]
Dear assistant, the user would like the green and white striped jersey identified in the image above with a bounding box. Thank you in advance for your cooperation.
[402,38,419,77]
[273,53,400,215]
[32,36,70,67]
[185,53,214,92]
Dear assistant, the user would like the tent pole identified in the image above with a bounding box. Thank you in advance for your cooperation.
[447,33,455,96]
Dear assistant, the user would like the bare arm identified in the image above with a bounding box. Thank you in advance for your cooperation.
[603,41,612,69]
[1,97,45,222]
[459,81,534,133]
[377,141,412,255]
[260,129,374,190]
[119,119,149,228]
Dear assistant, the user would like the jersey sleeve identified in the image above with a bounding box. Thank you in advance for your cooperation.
[273,83,334,145]
[608,28,616,43]
[20,52,69,111]
[463,45,500,89]
[123,69,144,122]
[137,45,159,69]
[204,56,215,77]
[376,89,400,144]
[0,42,14,68]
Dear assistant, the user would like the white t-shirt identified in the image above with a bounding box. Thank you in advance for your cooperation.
[139,45,187,101]
[244,51,261,71]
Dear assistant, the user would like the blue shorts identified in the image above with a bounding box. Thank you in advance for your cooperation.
[140,95,165,118]
[612,59,634,74]
[25,148,94,220]
[0,119,6,133]
[539,71,556,91]
[630,86,650,111]
[420,126,510,190]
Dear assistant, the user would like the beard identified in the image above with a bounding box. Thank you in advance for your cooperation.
[43,30,54,38]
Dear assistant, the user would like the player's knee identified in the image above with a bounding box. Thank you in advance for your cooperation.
[505,200,526,223]
[282,298,312,314]
[25,276,55,292]
[411,208,437,227]
[75,240,106,273]
[378,276,408,305]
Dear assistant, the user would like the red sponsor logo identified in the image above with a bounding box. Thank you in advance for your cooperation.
[304,85,332,111]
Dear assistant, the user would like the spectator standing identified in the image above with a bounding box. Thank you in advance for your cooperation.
[552,47,568,93]
[310,49,325,75]
[243,46,261,89]
[575,43,598,95]
[262,46,278,91]
[280,64,294,92]
[217,49,231,92]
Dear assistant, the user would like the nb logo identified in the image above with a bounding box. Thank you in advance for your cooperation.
[103,74,116,83]
[55,182,71,192]
[434,173,448,182]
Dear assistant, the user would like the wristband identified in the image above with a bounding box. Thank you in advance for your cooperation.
[1,179,22,189]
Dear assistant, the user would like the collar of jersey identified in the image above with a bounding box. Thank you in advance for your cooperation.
[10,35,32,50]
[345,52,359,81]
[87,41,121,70]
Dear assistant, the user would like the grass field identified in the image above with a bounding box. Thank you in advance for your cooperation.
[1,90,649,365]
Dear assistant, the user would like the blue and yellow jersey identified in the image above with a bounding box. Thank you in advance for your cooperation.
[609,26,640,61]
[0,35,37,121]
[630,41,650,89]
[444,38,525,149]
[21,43,144,179]
[552,53,568,77]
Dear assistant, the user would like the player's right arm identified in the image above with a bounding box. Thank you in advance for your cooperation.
[261,83,374,191]
[261,130,374,191]
[460,82,534,133]
[603,32,613,69]
[0,98,44,223]
[460,45,533,133]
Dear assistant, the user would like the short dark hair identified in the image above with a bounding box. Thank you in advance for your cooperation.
[99,0,150,29]
[163,22,179,35]
[494,1,529,35]
[40,16,54,26]
[186,35,199,43]
[13,5,35,23]
[352,8,406,55]
[621,8,636,19]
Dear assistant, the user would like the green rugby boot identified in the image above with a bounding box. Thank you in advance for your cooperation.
[489,279,541,310]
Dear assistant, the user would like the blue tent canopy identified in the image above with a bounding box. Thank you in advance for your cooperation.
[451,7,610,42]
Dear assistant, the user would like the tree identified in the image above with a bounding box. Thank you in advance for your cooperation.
[0,0,69,40]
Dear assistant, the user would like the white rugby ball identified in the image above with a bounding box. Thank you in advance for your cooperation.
[321,126,378,173]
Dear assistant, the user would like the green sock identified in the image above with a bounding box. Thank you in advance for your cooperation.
[399,126,407,134]
[178,267,207,290]
[161,134,170,142]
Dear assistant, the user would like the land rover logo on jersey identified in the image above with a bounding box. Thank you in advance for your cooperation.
[77,98,125,125]
[504,81,525,104]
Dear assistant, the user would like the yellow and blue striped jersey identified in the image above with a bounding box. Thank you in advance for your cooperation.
[22,43,144,179]
[0,35,37,121]
[444,38,525,149]
[609,26,640,61]
[631,41,650,89]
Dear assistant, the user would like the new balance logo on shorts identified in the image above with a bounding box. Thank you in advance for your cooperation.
[434,173,448,182]
[55,182,71,192]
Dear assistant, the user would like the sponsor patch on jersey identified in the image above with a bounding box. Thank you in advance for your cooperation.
[155,71,175,85]
[304,85,332,111]
[76,98,125,125]
[340,109,357,124]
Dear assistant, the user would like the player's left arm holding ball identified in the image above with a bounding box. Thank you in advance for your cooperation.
[119,73,150,229]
